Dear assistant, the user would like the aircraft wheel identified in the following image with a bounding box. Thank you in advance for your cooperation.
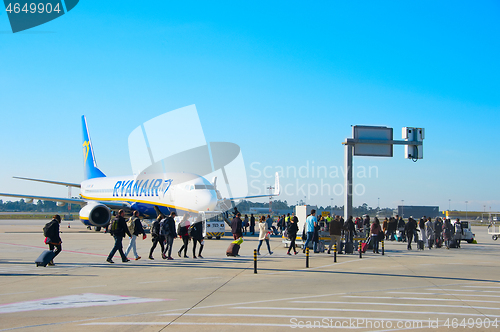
[95,227,101,232]
[492,235,498,241]
[207,236,212,239]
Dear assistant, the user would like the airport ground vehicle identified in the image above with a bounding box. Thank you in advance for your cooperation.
[200,211,225,239]
[451,220,475,243]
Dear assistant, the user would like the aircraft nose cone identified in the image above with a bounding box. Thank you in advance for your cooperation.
[198,191,217,211]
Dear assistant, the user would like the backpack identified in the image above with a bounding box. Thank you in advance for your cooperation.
[188,223,196,237]
[43,221,57,238]
[152,219,160,237]
[127,217,135,235]
[109,217,119,235]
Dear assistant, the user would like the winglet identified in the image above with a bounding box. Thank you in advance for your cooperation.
[274,172,280,196]
[82,116,106,180]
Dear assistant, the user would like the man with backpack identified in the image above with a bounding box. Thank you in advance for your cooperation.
[161,211,177,260]
[106,209,132,263]
[124,210,145,261]
[149,214,165,260]
[43,214,62,266]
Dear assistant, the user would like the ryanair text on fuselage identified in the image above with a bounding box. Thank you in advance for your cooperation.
[112,179,173,197]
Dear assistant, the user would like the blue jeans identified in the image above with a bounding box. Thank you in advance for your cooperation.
[257,239,271,254]
[125,235,138,258]
[371,234,379,252]
[108,235,127,261]
[303,232,314,251]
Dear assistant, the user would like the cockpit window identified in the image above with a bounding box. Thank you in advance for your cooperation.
[194,185,215,190]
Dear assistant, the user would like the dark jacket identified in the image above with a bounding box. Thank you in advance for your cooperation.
[44,219,62,244]
[190,221,203,240]
[161,216,177,238]
[405,218,417,234]
[329,219,343,236]
[151,219,161,239]
[250,216,255,227]
[132,217,145,236]
[231,217,242,236]
[111,215,132,238]
[287,219,298,237]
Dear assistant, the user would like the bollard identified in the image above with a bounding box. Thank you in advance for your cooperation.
[359,241,362,259]
[254,249,257,274]
[382,239,385,256]
[333,243,337,263]
[306,247,309,268]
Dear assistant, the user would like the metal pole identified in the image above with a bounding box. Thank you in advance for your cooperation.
[344,142,353,221]
[333,243,337,263]
[254,249,257,274]
[382,239,385,256]
[306,247,309,268]
[359,241,362,258]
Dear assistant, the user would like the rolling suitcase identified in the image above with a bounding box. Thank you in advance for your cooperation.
[35,250,56,267]
[361,242,368,253]
[226,243,240,256]
[344,242,354,254]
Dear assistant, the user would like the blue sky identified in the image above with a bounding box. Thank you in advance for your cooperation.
[0,1,499,212]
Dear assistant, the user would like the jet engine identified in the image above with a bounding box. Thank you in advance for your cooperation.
[79,202,111,227]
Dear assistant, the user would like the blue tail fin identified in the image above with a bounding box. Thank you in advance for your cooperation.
[82,116,106,180]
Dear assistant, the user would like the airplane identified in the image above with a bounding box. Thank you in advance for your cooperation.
[0,116,280,229]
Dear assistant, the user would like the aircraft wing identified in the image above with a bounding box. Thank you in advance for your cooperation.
[0,193,86,205]
[13,176,81,188]
[0,193,131,211]
[223,172,281,201]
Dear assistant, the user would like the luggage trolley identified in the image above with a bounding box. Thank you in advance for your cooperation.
[488,223,500,241]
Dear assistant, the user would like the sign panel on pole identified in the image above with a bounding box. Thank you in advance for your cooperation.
[353,126,393,157]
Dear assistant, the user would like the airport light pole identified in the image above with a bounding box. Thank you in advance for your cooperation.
[401,200,404,218]
[465,201,468,220]
[449,199,451,211]
[378,197,380,210]
[330,198,333,217]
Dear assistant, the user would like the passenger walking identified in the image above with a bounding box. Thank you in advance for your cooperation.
[162,212,177,260]
[250,214,256,235]
[243,214,249,235]
[418,217,427,248]
[191,215,204,258]
[177,214,191,258]
[454,218,462,248]
[313,216,320,253]
[405,217,417,250]
[125,210,145,260]
[382,218,389,240]
[302,210,317,253]
[425,217,434,249]
[328,215,342,255]
[397,216,406,242]
[257,216,273,255]
[434,218,443,247]
[149,215,165,260]
[443,219,453,249]
[344,216,354,243]
[43,214,62,266]
[370,217,382,254]
[231,213,243,240]
[286,214,299,255]
[106,209,132,263]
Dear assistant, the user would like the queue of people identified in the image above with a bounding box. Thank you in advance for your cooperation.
[41,209,465,267]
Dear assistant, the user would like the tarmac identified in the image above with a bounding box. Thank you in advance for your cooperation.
[1,219,500,331]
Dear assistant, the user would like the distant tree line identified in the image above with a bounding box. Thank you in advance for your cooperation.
[0,199,80,213]
[236,200,394,217]
[0,198,394,217]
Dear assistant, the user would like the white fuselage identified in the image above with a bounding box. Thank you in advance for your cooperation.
[80,172,218,215]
